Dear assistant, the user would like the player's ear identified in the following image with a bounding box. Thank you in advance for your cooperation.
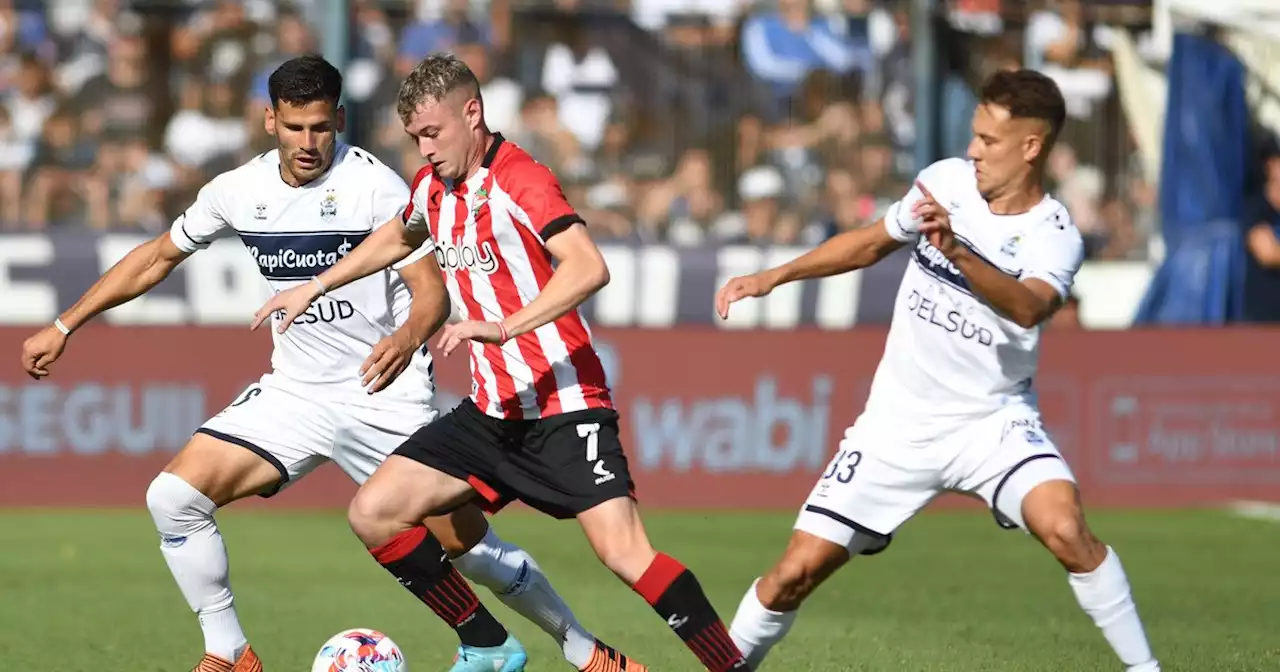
[464,98,482,131]
[336,105,347,134]
[1022,133,1044,164]
[264,105,277,137]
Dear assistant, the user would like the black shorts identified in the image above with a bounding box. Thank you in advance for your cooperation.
[393,399,636,519]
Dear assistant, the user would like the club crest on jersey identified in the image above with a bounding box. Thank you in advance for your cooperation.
[471,187,489,217]
[1000,235,1022,256]
[254,203,267,220]
[320,189,338,221]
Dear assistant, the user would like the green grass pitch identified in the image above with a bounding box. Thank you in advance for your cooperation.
[2,508,1277,671]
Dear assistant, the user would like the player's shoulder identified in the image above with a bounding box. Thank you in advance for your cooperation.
[1020,196,1084,266]
[490,135,561,189]
[915,157,975,202]
[407,161,437,196]
[191,151,273,203]
[331,143,408,190]
[1030,196,1080,241]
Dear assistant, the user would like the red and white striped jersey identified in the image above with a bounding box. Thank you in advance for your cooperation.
[400,134,612,420]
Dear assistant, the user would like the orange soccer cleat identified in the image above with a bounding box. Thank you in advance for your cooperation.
[192,645,263,672]
[581,639,648,672]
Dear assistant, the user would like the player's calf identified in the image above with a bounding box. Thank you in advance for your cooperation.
[147,434,283,665]
[755,530,850,611]
[579,497,750,671]
[1020,480,1160,671]
[349,458,518,654]
[730,530,852,668]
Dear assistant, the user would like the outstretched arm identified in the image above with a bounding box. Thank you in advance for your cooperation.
[21,232,192,379]
[716,220,904,319]
[62,232,192,333]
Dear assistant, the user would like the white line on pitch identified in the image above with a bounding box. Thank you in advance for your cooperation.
[1228,500,1280,523]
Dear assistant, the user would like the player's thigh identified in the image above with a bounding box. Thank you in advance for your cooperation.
[162,432,283,507]
[178,379,336,504]
[331,398,439,485]
[956,405,1077,532]
[358,401,507,520]
[795,419,942,556]
[335,402,494,554]
[507,407,637,521]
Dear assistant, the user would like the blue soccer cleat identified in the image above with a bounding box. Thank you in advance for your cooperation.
[448,634,528,672]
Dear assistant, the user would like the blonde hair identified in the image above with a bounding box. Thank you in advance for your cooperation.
[397,53,481,124]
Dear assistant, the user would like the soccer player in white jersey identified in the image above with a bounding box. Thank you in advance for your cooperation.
[716,70,1161,671]
[19,56,642,672]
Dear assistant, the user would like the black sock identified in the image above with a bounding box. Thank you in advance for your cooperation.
[370,525,509,648]
[634,552,750,671]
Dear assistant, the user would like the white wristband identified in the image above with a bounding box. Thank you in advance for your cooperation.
[311,276,328,296]
[54,318,71,335]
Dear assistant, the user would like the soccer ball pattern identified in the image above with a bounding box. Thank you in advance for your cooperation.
[311,628,407,672]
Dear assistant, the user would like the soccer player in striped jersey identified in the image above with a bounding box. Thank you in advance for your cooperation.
[255,54,751,672]
[21,55,636,672]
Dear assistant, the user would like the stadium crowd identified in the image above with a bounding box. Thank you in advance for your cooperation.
[0,0,1156,261]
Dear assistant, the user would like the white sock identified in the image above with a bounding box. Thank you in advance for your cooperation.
[1069,546,1159,670]
[452,528,597,668]
[730,578,797,669]
[146,472,248,662]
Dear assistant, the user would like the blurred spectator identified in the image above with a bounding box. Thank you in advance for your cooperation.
[165,77,249,175]
[23,105,102,229]
[5,52,55,156]
[740,0,872,116]
[397,0,491,77]
[539,21,618,152]
[455,41,522,136]
[1023,0,1112,119]
[1246,150,1280,269]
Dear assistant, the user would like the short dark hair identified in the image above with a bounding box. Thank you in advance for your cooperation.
[979,69,1066,142]
[268,55,343,108]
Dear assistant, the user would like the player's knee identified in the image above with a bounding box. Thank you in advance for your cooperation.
[1038,513,1102,571]
[146,472,215,537]
[594,533,657,584]
[347,487,395,546]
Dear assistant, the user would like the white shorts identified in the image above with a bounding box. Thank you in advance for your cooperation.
[198,374,438,497]
[795,402,1075,554]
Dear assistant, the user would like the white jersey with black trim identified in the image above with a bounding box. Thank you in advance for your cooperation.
[863,158,1084,439]
[169,143,435,403]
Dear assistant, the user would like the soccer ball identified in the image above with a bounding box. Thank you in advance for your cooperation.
[311,628,407,672]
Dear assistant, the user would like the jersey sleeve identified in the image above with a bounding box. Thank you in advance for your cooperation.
[1019,208,1085,300]
[506,160,584,242]
[881,159,963,243]
[399,166,434,233]
[169,176,232,253]
[371,168,412,231]
[392,166,437,271]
